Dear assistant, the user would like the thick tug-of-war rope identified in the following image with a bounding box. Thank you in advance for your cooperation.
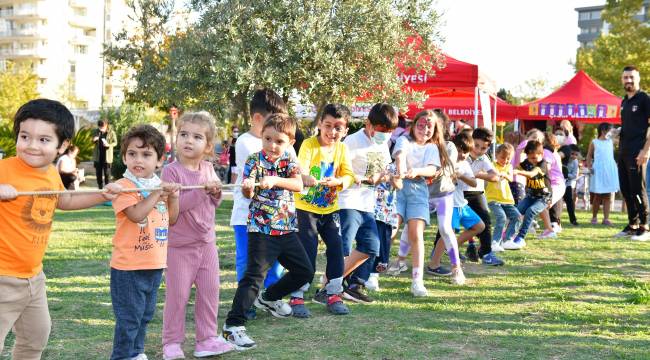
[15,183,260,197]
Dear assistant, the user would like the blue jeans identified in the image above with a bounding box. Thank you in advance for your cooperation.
[339,209,380,285]
[516,196,546,238]
[234,225,284,288]
[355,220,392,282]
[110,268,163,360]
[488,202,521,243]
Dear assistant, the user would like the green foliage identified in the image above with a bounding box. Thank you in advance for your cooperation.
[578,124,598,155]
[0,122,15,157]
[70,127,95,162]
[0,62,38,123]
[105,0,443,126]
[100,103,151,140]
[576,0,650,93]
[629,282,650,304]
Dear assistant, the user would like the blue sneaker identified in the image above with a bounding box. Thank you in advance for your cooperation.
[482,252,505,266]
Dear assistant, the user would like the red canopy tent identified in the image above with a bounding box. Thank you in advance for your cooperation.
[404,90,518,121]
[517,70,622,124]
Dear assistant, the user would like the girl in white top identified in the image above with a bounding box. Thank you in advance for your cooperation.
[56,145,79,189]
[392,110,445,296]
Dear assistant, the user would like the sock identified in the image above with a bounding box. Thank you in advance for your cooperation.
[412,266,423,283]
[325,277,343,295]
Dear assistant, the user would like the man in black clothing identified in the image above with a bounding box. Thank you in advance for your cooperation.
[616,66,650,241]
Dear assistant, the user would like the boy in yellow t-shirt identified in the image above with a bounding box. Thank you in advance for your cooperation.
[109,125,179,360]
[485,143,521,252]
[288,104,355,317]
[0,99,121,359]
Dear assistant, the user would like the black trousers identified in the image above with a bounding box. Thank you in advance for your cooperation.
[618,155,649,226]
[296,210,344,281]
[226,232,314,326]
[563,185,577,224]
[464,191,492,257]
[549,198,562,225]
[95,162,111,189]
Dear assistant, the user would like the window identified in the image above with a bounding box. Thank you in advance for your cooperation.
[70,64,75,73]
[73,7,87,16]
[591,10,601,19]
[74,45,87,54]
[579,12,590,21]
[581,27,589,34]
[590,27,599,34]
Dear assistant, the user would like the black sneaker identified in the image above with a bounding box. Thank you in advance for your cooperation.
[425,265,452,276]
[614,225,635,238]
[342,284,374,304]
[312,288,328,305]
[570,220,579,226]
[465,243,479,262]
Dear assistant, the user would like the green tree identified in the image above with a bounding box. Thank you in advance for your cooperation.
[0,62,38,123]
[576,0,650,93]
[105,0,443,126]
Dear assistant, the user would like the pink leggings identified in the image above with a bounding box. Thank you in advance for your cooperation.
[163,243,220,345]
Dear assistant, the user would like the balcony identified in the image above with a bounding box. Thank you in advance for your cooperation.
[69,15,95,30]
[0,46,46,59]
[69,0,88,8]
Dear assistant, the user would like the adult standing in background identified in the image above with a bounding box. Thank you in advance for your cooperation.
[227,125,238,184]
[616,66,650,241]
[93,119,117,189]
[559,120,577,145]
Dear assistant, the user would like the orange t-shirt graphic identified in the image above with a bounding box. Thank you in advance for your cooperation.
[0,157,63,278]
[110,178,168,270]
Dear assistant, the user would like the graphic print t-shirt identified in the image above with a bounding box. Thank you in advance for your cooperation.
[518,159,551,199]
[111,178,169,270]
[0,157,63,278]
[295,136,355,214]
[244,150,300,235]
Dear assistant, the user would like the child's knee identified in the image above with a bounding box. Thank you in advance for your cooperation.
[473,221,485,234]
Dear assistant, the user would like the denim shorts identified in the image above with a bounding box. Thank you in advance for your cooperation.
[339,209,380,257]
[396,179,430,225]
[451,205,482,231]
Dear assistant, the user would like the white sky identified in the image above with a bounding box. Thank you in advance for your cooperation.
[436,0,604,96]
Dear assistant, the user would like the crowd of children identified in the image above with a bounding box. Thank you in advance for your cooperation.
[0,92,624,358]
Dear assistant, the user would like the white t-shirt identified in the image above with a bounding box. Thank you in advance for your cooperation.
[229,131,296,226]
[465,154,495,192]
[338,129,391,212]
[392,136,440,169]
[56,154,76,173]
[453,160,474,207]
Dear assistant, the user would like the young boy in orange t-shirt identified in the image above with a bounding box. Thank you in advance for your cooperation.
[0,99,121,359]
[109,125,180,360]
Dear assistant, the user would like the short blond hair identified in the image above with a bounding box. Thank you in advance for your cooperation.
[176,111,217,145]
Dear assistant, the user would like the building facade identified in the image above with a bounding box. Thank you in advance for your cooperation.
[0,0,130,110]
[576,1,650,48]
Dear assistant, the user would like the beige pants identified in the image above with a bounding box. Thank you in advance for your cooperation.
[0,272,51,360]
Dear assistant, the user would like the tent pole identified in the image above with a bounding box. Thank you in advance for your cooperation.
[474,86,479,128]
[493,95,497,158]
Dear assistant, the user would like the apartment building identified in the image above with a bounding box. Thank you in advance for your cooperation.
[576,1,649,48]
[0,0,130,110]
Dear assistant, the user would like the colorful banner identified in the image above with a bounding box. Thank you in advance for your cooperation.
[528,103,618,118]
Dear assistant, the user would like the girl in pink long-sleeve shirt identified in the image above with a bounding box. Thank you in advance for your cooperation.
[161,112,234,359]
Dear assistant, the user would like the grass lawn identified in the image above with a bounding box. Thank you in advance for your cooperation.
[2,201,650,359]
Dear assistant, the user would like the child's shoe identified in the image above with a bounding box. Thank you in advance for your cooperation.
[326,294,350,315]
[551,222,562,233]
[481,252,505,266]
[312,288,328,305]
[343,284,374,303]
[132,354,149,360]
[410,281,428,297]
[253,291,292,318]
[386,260,407,276]
[539,229,557,239]
[222,325,256,350]
[194,336,235,358]
[289,297,311,318]
[425,265,451,276]
[365,273,380,291]
[465,243,479,262]
[602,219,613,226]
[503,236,526,250]
[450,267,466,285]
[491,241,505,252]
[163,343,184,360]
[591,218,598,225]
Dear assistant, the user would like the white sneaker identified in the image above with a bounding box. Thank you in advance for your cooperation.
[253,292,292,318]
[222,325,256,350]
[386,260,407,276]
[631,229,650,241]
[365,273,380,291]
[551,222,562,233]
[132,354,148,360]
[410,281,428,297]
[502,237,526,250]
[451,268,466,285]
[539,230,557,239]
[491,241,505,252]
